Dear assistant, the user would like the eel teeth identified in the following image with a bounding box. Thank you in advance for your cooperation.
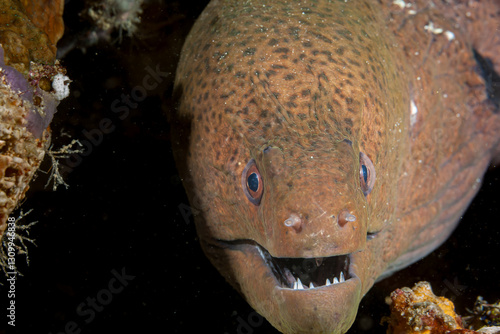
[291,275,348,289]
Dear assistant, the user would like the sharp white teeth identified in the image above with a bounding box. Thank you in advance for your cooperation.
[293,281,298,290]
[309,282,315,289]
[333,277,339,284]
[326,279,331,286]
[340,271,345,282]
[297,278,304,290]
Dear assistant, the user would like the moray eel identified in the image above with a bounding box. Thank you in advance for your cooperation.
[172,1,500,333]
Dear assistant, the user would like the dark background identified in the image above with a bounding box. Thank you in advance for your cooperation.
[1,0,499,333]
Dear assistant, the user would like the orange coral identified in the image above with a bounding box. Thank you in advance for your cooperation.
[385,282,500,334]
[386,281,471,334]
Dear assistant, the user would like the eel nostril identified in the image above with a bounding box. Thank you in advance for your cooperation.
[338,211,356,227]
[284,213,302,232]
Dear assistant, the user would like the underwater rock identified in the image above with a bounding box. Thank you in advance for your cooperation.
[19,0,64,46]
[463,297,500,331]
[385,281,500,334]
[0,0,67,266]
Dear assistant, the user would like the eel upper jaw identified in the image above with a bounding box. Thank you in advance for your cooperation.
[213,239,360,292]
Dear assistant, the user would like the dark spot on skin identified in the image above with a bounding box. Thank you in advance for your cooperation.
[288,27,300,40]
[309,31,333,44]
[235,71,246,78]
[268,38,279,46]
[318,72,329,82]
[243,47,256,56]
[302,89,311,96]
[266,70,277,78]
[209,16,219,27]
[344,118,353,127]
[274,47,290,54]
[284,74,294,81]
[349,59,361,67]
[336,29,353,41]
[229,29,241,36]
[335,47,344,55]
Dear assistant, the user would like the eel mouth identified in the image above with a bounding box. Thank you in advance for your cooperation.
[215,239,353,290]
[256,245,351,290]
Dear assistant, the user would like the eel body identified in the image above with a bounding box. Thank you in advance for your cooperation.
[172,1,500,333]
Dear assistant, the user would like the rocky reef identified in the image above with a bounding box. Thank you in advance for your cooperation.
[385,281,500,334]
[0,0,68,271]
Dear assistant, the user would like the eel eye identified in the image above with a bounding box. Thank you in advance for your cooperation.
[241,159,264,205]
[359,152,376,196]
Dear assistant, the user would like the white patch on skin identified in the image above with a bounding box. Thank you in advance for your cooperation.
[444,31,455,41]
[410,99,418,127]
[393,0,406,8]
[424,21,444,35]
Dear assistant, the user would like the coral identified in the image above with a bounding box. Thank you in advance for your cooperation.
[0,0,68,273]
[88,0,144,41]
[463,297,500,330]
[385,282,500,334]
[0,209,36,275]
[0,72,48,248]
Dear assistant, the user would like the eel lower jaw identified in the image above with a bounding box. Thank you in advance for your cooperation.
[208,239,363,333]
[213,239,359,291]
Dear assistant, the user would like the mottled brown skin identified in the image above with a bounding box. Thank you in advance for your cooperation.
[172,1,500,333]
